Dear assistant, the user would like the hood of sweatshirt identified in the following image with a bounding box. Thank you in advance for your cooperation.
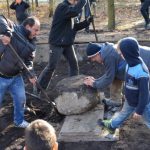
[119,37,141,67]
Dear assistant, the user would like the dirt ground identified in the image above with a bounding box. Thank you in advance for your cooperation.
[1,0,150,150]
[1,60,150,150]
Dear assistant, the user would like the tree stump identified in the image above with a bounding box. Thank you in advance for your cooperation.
[54,75,100,115]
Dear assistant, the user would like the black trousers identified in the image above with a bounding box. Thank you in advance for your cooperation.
[140,0,150,24]
[38,44,79,89]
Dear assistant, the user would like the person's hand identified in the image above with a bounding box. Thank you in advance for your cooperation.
[133,113,141,121]
[87,15,93,23]
[29,76,37,85]
[92,2,97,7]
[87,76,95,80]
[83,76,95,87]
[0,35,11,45]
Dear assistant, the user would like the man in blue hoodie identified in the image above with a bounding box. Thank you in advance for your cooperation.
[97,37,150,134]
[84,38,150,104]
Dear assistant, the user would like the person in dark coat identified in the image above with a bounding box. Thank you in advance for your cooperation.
[0,16,40,128]
[10,0,30,24]
[140,0,150,29]
[38,0,93,90]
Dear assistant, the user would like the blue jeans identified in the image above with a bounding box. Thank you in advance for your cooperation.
[111,100,150,129]
[0,75,26,125]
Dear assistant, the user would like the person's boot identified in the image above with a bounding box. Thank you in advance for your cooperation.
[85,27,90,33]
[97,119,116,134]
[102,99,121,111]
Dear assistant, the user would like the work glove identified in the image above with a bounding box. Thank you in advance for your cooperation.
[92,2,97,7]
[86,15,93,23]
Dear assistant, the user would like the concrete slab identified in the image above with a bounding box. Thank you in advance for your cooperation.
[58,104,119,143]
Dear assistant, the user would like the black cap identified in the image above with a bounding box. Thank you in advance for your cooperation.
[86,42,102,58]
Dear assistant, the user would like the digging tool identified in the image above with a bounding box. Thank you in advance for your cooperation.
[25,91,43,101]
[87,0,98,42]
[0,35,56,110]
[8,43,56,108]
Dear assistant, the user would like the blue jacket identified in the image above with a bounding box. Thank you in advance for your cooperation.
[0,16,35,77]
[125,63,149,115]
[93,42,125,90]
[120,37,150,115]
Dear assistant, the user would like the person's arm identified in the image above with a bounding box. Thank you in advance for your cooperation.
[64,0,86,18]
[23,50,37,84]
[93,55,117,90]
[0,16,13,38]
[135,77,149,115]
[24,1,30,9]
[74,16,93,31]
[10,1,17,9]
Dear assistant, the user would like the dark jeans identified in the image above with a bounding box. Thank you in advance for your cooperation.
[38,44,79,89]
[140,0,150,24]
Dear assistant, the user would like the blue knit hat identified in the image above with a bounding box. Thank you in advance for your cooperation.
[86,42,102,58]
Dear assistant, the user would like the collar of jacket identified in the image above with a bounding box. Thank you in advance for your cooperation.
[19,25,31,40]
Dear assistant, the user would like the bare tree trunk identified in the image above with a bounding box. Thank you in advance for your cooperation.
[107,0,115,30]
[49,0,54,17]
[32,0,34,11]
[35,0,39,7]
[6,0,10,17]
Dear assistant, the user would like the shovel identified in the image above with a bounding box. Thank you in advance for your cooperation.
[87,0,98,42]
[8,43,57,109]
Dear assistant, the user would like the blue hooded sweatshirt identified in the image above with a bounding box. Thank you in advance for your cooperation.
[120,37,150,115]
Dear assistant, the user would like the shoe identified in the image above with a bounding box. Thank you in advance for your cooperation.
[102,99,121,107]
[97,119,115,134]
[15,120,30,128]
[85,28,90,33]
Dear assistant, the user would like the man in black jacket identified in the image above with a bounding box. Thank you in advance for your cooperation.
[0,16,40,128]
[38,0,92,90]
[10,0,30,24]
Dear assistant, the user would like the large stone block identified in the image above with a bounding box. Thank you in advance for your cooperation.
[54,75,100,115]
